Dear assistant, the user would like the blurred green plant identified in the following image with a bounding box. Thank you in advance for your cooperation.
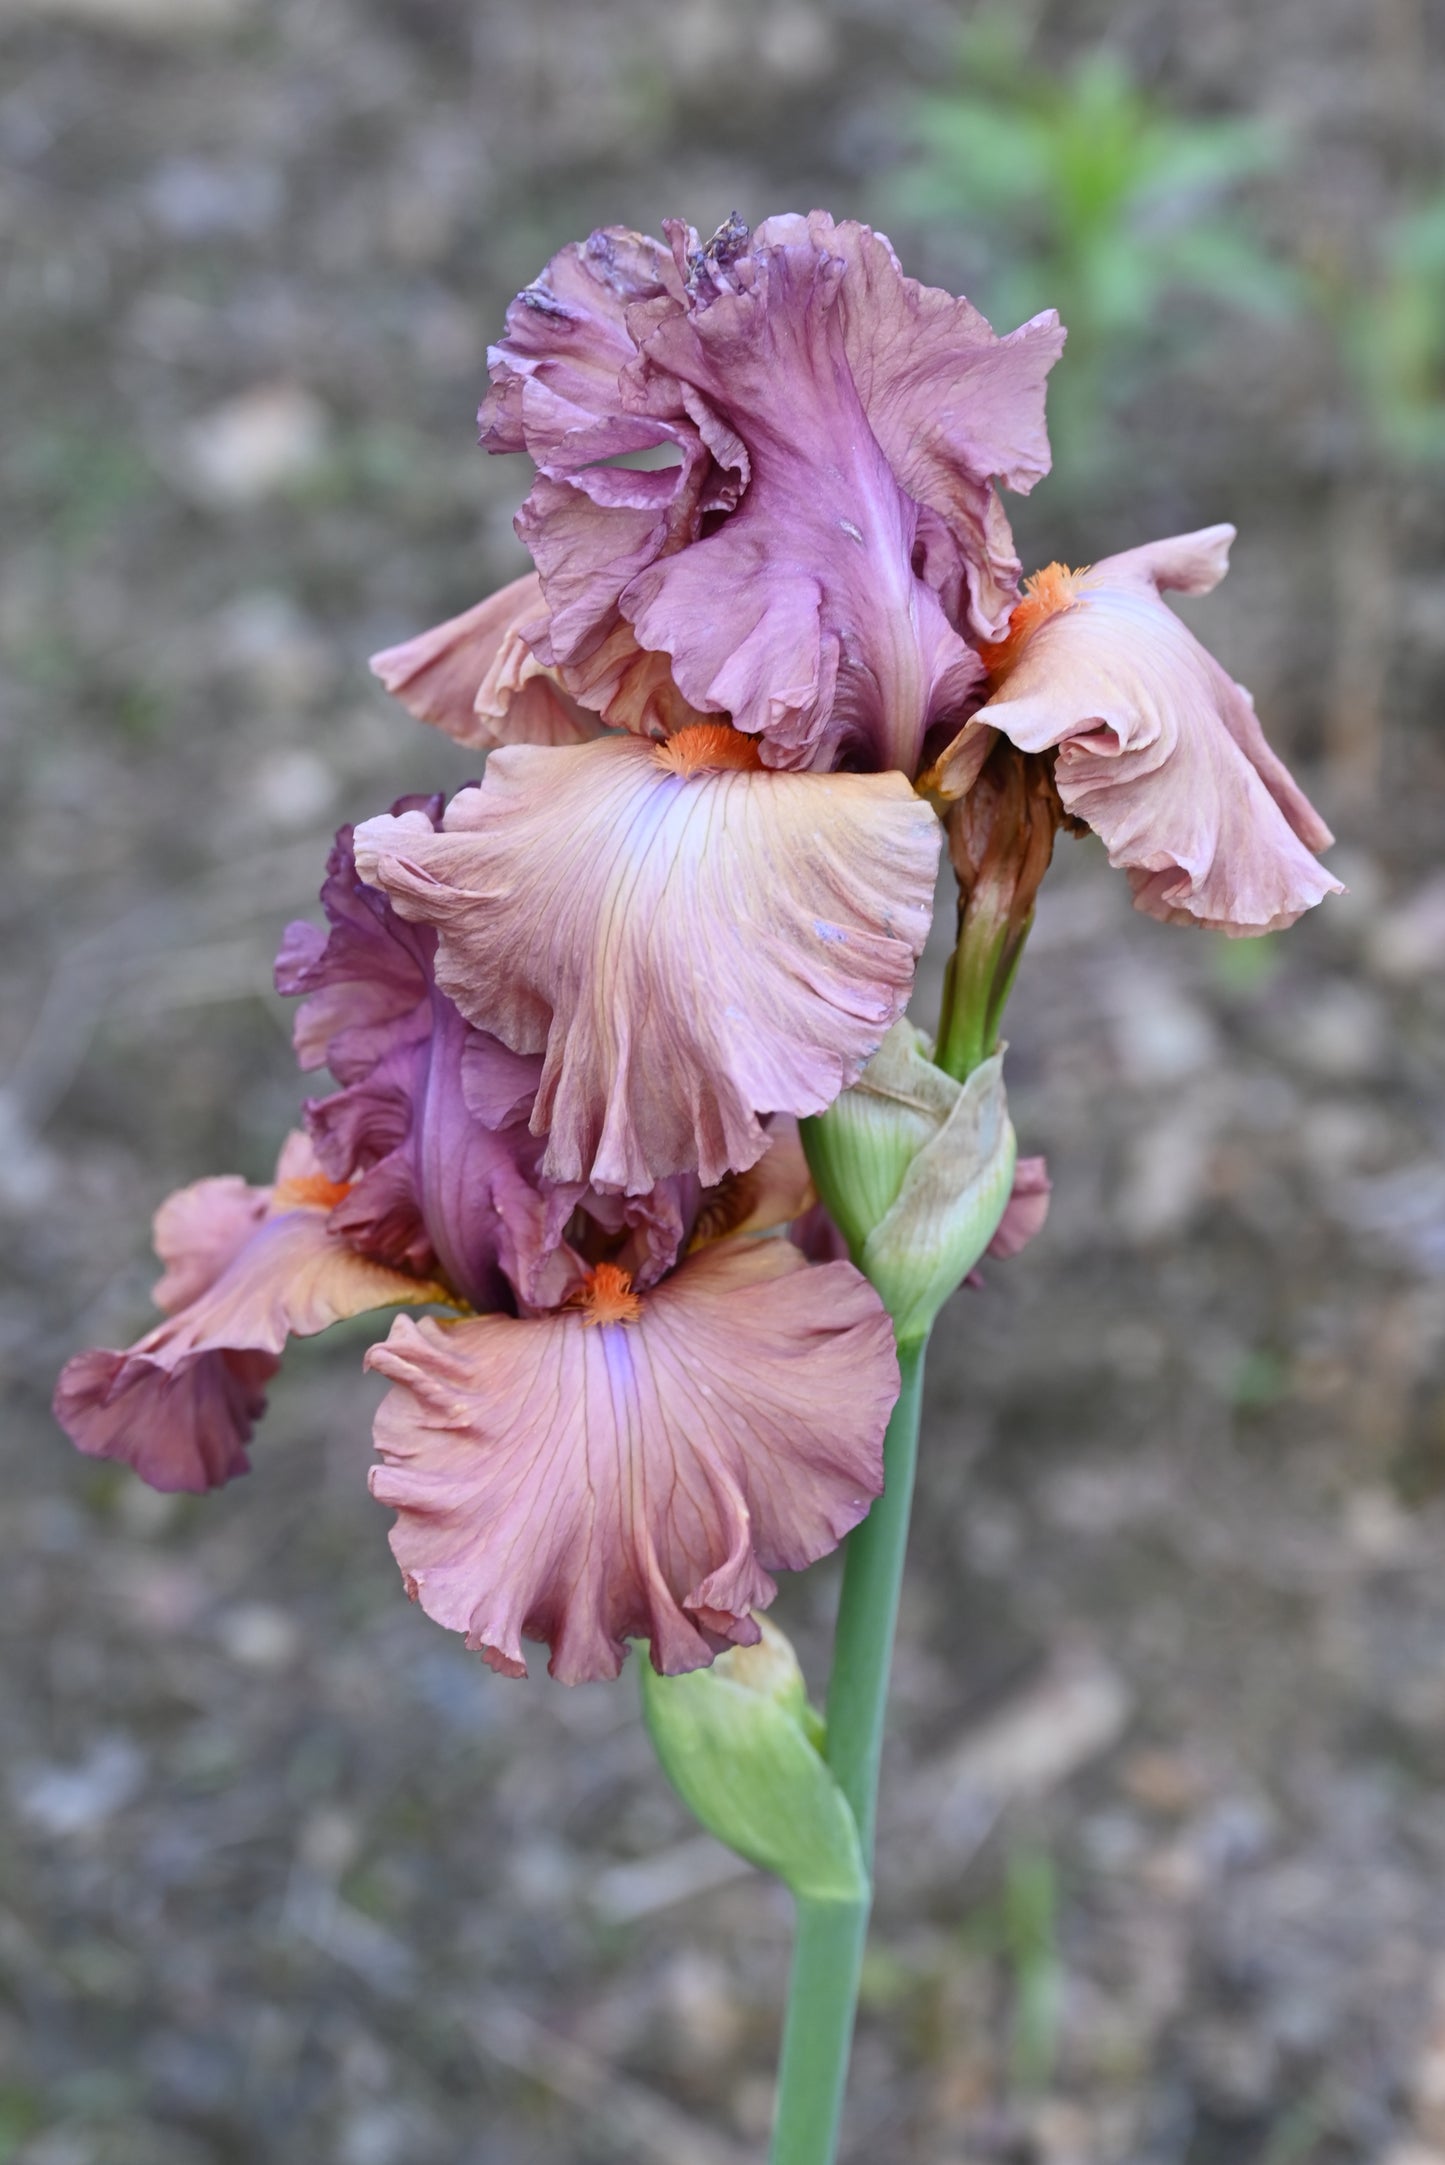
[961,1839,1064,2092]
[1209,928,1282,999]
[887,12,1298,481]
[1339,194,1445,466]
[1001,1844,1062,2090]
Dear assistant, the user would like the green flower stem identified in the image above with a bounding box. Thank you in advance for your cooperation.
[823,1333,928,1853]
[936,907,1031,1084]
[769,1894,871,2165]
[770,1332,929,2165]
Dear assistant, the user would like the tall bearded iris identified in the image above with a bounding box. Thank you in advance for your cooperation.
[55,209,1340,2165]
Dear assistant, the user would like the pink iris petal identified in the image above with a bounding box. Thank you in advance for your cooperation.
[482,212,1063,775]
[366,1236,897,1682]
[481,226,738,715]
[950,528,1342,935]
[369,571,600,751]
[820,215,1064,639]
[478,224,686,464]
[277,807,551,1305]
[986,1154,1051,1260]
[353,731,941,1195]
[619,216,982,773]
[150,1173,268,1309]
[53,1137,443,1493]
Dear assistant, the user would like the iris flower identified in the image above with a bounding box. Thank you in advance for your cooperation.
[55,810,897,1682]
[56,210,1341,1692]
[362,212,1065,1193]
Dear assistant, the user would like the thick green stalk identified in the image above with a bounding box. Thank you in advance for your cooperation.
[823,1335,928,1854]
[770,1335,929,2165]
[769,1895,871,2165]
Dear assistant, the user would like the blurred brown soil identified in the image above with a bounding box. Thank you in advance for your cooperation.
[4,3,1445,2161]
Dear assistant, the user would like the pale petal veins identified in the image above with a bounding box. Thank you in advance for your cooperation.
[367,1236,897,1682]
[353,734,942,1194]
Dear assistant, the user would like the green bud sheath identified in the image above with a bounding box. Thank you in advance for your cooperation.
[803,1021,1017,1343]
[641,1618,866,1905]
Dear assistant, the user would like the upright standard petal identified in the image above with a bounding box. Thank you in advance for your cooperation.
[54,1139,443,1493]
[823,215,1065,638]
[367,1238,897,1682]
[619,214,984,773]
[939,530,1343,935]
[353,728,942,1194]
[479,213,1063,773]
[481,225,738,721]
[478,224,685,463]
[369,572,600,751]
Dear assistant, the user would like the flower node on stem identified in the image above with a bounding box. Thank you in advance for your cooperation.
[937,741,1072,1081]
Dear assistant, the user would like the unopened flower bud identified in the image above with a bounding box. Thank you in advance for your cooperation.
[640,1616,865,1904]
[803,1021,1018,1344]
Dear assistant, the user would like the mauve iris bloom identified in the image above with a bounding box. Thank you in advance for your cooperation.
[55,812,898,1681]
[355,214,1070,1198]
[386,211,1063,779]
[930,527,1344,935]
[55,201,1341,1701]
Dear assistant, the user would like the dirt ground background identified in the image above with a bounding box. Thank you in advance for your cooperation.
[5,2,1445,2160]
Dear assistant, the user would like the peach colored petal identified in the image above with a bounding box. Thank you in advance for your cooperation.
[366,1237,896,1682]
[353,734,941,1194]
[957,528,1343,935]
[369,572,600,751]
[151,1175,267,1311]
[553,617,716,740]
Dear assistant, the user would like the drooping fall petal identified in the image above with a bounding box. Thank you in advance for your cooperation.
[53,1138,444,1493]
[366,1237,897,1682]
[936,528,1342,935]
[353,729,941,1194]
[369,571,601,751]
